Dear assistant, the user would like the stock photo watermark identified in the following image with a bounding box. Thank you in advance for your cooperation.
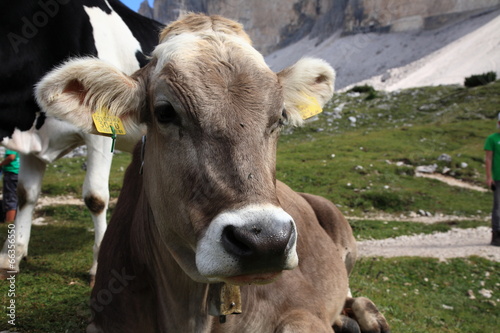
[7,0,71,53]
[89,268,135,314]
[5,223,17,327]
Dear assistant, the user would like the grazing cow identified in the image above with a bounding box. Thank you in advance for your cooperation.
[37,14,389,333]
[0,0,162,281]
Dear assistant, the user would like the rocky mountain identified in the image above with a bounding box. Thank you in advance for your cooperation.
[139,0,500,90]
[267,7,500,90]
[139,0,500,55]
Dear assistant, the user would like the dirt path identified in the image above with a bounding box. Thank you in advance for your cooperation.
[416,172,488,193]
[36,195,118,208]
[357,226,500,262]
[351,171,499,262]
[349,212,497,262]
[36,195,85,208]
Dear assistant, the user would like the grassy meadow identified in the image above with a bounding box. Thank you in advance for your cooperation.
[1,81,500,332]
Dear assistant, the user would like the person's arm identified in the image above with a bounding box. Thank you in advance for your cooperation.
[0,154,15,167]
[486,150,494,188]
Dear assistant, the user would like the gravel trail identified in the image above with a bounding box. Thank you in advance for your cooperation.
[357,226,500,262]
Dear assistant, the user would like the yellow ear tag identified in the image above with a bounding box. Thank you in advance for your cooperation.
[92,107,126,136]
[297,95,323,120]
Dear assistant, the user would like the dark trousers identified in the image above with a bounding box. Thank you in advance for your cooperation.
[492,180,500,232]
[2,171,18,211]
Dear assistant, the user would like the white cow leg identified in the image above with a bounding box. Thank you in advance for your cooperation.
[0,154,46,279]
[83,135,113,286]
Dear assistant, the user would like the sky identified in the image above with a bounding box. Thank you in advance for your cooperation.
[120,0,153,12]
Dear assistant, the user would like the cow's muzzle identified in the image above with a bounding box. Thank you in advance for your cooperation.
[222,220,296,269]
[196,205,298,283]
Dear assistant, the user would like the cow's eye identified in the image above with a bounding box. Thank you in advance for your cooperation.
[155,103,178,124]
[270,108,288,134]
[279,108,288,126]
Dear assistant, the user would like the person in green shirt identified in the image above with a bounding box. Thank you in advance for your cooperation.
[0,149,20,223]
[484,114,500,246]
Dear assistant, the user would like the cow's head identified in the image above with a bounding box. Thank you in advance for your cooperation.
[36,14,335,285]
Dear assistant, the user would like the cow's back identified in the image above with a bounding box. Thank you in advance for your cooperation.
[298,190,357,275]
[108,0,162,60]
[275,181,355,320]
[0,0,162,141]
[0,1,97,138]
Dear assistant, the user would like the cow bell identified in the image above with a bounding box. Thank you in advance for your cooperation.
[208,283,242,323]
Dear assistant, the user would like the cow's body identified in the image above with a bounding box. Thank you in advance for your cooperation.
[36,14,389,332]
[87,146,356,332]
[0,0,162,280]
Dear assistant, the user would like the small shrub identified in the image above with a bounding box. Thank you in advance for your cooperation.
[348,84,378,100]
[349,84,376,94]
[464,71,496,88]
[365,90,378,100]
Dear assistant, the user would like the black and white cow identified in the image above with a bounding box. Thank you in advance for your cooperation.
[0,0,163,282]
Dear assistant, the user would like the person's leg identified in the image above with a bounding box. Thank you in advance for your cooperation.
[491,181,500,246]
[3,172,18,223]
[5,210,16,223]
[1,185,5,222]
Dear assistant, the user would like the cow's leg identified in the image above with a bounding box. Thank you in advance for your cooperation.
[337,297,390,333]
[275,310,333,333]
[83,135,113,286]
[0,154,46,278]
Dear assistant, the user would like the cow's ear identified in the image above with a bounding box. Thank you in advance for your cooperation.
[35,57,146,134]
[277,58,335,126]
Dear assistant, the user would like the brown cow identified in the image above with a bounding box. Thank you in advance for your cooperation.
[36,14,389,333]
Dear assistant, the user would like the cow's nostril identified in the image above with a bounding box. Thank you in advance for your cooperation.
[221,221,295,261]
[222,225,253,257]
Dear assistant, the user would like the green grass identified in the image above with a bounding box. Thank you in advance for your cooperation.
[1,82,499,331]
[0,206,93,332]
[277,121,491,216]
[42,152,131,198]
[277,81,500,216]
[350,257,500,332]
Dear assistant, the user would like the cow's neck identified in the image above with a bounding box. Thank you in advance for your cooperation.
[155,267,212,331]
[146,219,213,331]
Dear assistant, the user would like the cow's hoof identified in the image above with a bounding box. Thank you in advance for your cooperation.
[333,314,361,333]
[0,268,18,280]
[345,297,391,333]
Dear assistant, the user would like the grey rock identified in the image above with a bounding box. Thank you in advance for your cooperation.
[437,154,452,163]
[416,164,438,173]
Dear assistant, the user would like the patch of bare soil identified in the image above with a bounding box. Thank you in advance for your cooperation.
[349,213,488,224]
[416,172,487,193]
[36,195,85,208]
[357,226,500,262]
[36,195,118,209]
